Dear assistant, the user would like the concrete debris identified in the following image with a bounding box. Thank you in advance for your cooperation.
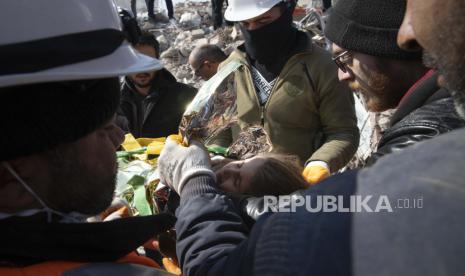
[160,46,179,59]
[179,12,202,28]
[133,1,326,90]
[179,45,192,58]
[193,38,209,47]
[156,35,169,52]
[191,29,205,40]
[230,26,239,41]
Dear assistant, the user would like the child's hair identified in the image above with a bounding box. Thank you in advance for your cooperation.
[246,153,308,197]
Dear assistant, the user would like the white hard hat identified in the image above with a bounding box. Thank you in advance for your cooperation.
[0,0,163,88]
[224,0,283,22]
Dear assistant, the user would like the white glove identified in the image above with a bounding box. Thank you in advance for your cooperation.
[158,138,216,194]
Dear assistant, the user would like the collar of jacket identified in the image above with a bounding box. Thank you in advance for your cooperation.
[0,212,175,267]
[391,71,451,125]
[123,68,177,99]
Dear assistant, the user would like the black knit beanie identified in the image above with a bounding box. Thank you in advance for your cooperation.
[0,78,120,161]
[324,0,422,60]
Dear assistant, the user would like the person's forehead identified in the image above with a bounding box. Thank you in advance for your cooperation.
[243,6,282,23]
[135,44,157,58]
[243,157,266,170]
[188,55,196,66]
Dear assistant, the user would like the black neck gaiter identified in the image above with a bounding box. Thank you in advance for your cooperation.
[239,6,297,78]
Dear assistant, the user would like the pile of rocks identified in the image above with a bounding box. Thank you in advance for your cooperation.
[137,1,244,88]
[116,1,333,88]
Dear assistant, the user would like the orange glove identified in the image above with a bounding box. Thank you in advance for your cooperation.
[162,258,181,275]
[302,161,330,185]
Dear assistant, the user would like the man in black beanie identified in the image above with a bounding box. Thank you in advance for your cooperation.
[324,0,464,165]
[0,0,175,274]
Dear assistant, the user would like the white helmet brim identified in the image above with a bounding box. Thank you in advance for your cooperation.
[0,0,164,88]
[0,41,163,88]
[224,0,282,22]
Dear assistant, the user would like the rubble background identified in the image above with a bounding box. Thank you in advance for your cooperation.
[116,0,244,88]
[113,0,334,88]
[114,0,390,166]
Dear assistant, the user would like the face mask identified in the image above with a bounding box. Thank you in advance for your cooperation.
[2,161,86,223]
[239,4,297,65]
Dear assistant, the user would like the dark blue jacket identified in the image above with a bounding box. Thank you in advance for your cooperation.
[176,128,465,275]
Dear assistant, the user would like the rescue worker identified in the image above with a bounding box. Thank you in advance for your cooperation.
[188,44,227,81]
[0,1,175,274]
[209,0,360,184]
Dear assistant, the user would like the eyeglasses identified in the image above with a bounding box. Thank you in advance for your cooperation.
[332,50,352,73]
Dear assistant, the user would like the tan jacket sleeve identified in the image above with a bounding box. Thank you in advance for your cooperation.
[306,47,360,172]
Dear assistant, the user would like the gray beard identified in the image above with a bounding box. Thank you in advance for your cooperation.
[423,52,465,119]
[450,90,465,120]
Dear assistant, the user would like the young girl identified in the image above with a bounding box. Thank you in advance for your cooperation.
[213,153,309,197]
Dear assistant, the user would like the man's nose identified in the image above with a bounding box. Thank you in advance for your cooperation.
[246,21,260,31]
[397,3,422,51]
[338,68,352,82]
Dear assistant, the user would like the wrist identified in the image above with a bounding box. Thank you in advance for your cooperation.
[180,175,218,197]
[178,166,217,194]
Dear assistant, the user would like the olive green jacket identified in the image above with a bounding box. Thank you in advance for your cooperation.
[210,43,359,172]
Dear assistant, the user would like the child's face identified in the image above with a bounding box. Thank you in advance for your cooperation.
[216,157,266,194]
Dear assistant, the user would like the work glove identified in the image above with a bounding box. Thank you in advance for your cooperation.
[158,137,216,195]
[302,161,330,185]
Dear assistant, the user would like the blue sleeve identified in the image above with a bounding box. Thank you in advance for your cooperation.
[175,171,359,276]
[175,175,259,275]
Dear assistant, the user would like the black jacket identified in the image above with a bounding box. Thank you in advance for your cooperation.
[367,72,465,165]
[119,69,197,138]
[0,213,175,268]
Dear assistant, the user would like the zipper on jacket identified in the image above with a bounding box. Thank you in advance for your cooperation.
[244,66,266,126]
[260,105,265,126]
